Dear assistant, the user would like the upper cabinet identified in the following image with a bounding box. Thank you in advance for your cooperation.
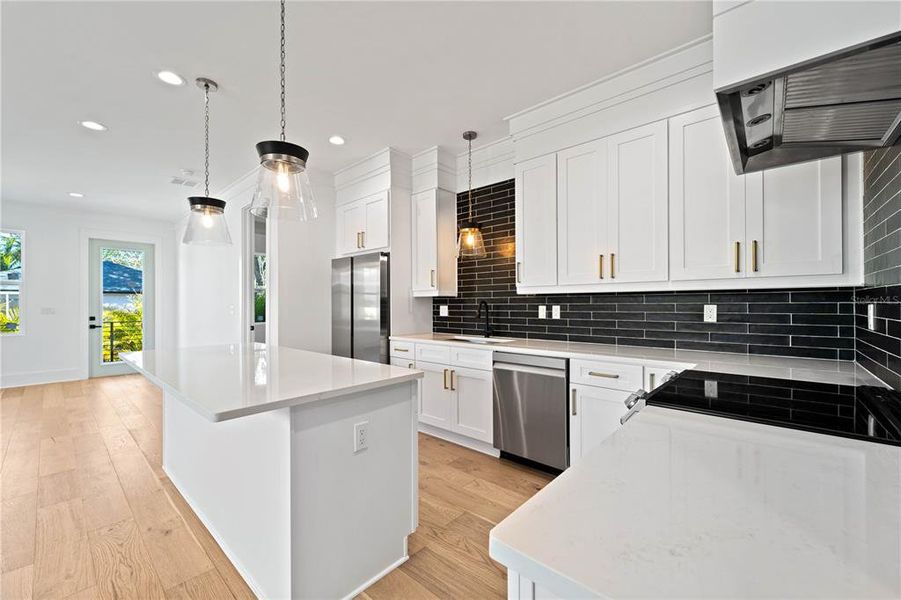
[669,105,843,282]
[411,188,457,296]
[515,154,558,287]
[335,190,389,255]
[519,120,669,291]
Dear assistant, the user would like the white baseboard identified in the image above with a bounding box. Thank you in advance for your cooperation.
[0,368,83,388]
[164,467,269,600]
[418,423,500,457]
[343,554,409,600]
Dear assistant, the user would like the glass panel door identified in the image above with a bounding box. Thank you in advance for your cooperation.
[88,239,155,377]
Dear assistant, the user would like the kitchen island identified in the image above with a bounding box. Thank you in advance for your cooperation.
[122,344,422,600]
[490,406,901,598]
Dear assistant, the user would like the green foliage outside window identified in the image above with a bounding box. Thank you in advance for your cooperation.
[102,294,144,362]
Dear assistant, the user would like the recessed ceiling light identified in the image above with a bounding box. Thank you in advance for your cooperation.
[157,70,185,86]
[68,192,84,198]
[329,135,345,146]
[79,120,107,131]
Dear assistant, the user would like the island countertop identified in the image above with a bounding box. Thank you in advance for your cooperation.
[489,406,901,598]
[121,344,422,422]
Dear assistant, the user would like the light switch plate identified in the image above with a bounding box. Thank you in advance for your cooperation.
[703,304,717,323]
[439,305,449,317]
[538,306,547,319]
[868,303,876,330]
[552,305,561,319]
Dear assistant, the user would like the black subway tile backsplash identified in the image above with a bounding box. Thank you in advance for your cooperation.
[433,179,856,361]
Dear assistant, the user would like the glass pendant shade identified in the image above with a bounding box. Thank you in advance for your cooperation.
[183,197,232,245]
[249,141,318,221]
[457,221,487,258]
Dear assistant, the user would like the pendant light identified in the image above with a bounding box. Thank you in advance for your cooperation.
[183,78,232,245]
[457,130,487,258]
[249,0,318,221]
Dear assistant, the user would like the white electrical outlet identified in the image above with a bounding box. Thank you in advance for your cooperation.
[703,304,717,323]
[439,305,449,317]
[868,303,876,330]
[552,305,561,319]
[353,421,369,453]
[538,306,547,319]
[704,380,718,399]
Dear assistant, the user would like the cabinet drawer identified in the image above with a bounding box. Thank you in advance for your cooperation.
[450,347,492,370]
[416,344,451,364]
[390,341,415,359]
[389,357,416,369]
[570,359,643,391]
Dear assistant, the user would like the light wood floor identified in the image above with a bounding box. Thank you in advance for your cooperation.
[0,375,553,600]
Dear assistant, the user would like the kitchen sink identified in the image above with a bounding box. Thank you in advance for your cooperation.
[452,335,516,345]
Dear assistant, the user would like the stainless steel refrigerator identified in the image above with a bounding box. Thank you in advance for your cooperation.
[331,252,390,363]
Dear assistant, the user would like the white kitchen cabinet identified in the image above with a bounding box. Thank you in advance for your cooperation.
[745,156,843,277]
[450,367,493,443]
[669,105,747,281]
[411,189,457,297]
[569,383,630,465]
[417,360,453,429]
[557,139,609,285]
[515,153,558,287]
[606,120,669,283]
[335,190,390,256]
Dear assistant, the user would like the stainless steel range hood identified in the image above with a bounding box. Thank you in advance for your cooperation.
[717,33,901,174]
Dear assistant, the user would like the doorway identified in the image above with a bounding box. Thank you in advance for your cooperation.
[88,238,155,377]
[248,213,267,344]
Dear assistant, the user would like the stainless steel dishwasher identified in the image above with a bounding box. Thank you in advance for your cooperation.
[493,352,568,471]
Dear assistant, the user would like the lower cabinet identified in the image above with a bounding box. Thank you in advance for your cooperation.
[569,383,630,465]
[417,360,493,444]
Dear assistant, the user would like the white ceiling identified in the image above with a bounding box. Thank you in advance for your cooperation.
[2,1,712,222]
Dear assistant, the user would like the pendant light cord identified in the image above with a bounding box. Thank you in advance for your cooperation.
[203,82,211,197]
[467,135,473,221]
[279,0,287,142]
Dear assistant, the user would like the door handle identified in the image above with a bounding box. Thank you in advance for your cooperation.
[610,253,615,279]
[450,370,456,391]
[571,389,577,416]
[430,269,436,287]
[361,231,366,248]
[356,232,361,249]
[598,254,604,279]
[588,371,620,379]
[734,241,741,273]
[443,368,449,390]
[88,324,102,330]
[516,262,522,284]
[751,240,759,272]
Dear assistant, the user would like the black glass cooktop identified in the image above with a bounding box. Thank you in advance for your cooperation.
[646,370,901,447]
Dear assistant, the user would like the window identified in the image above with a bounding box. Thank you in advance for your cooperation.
[254,253,267,323]
[1,230,23,334]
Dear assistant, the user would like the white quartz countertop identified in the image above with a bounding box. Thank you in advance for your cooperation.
[121,344,422,422]
[490,407,901,598]
[391,333,885,387]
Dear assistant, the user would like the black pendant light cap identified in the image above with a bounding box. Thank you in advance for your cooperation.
[188,196,226,210]
[461,220,481,230]
[255,140,309,163]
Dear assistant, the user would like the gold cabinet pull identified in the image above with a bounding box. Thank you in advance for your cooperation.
[588,371,620,379]
[450,370,456,391]
[430,269,436,287]
[356,232,361,248]
[571,388,577,416]
[752,240,759,272]
[734,241,741,273]
[360,231,366,248]
[516,262,522,283]
[395,348,409,353]
[443,368,449,390]
[598,254,604,280]
[610,253,616,279]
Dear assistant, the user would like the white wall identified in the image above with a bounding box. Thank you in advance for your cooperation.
[176,169,335,353]
[0,201,177,387]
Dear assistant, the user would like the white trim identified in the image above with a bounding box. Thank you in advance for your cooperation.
[79,228,165,380]
[164,468,269,600]
[418,423,500,457]
[341,555,409,600]
[0,367,82,388]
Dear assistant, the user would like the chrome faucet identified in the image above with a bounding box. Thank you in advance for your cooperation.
[477,300,492,338]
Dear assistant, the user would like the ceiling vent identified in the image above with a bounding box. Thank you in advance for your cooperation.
[170,176,199,188]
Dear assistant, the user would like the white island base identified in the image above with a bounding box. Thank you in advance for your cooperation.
[163,383,418,599]
[122,345,421,600]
